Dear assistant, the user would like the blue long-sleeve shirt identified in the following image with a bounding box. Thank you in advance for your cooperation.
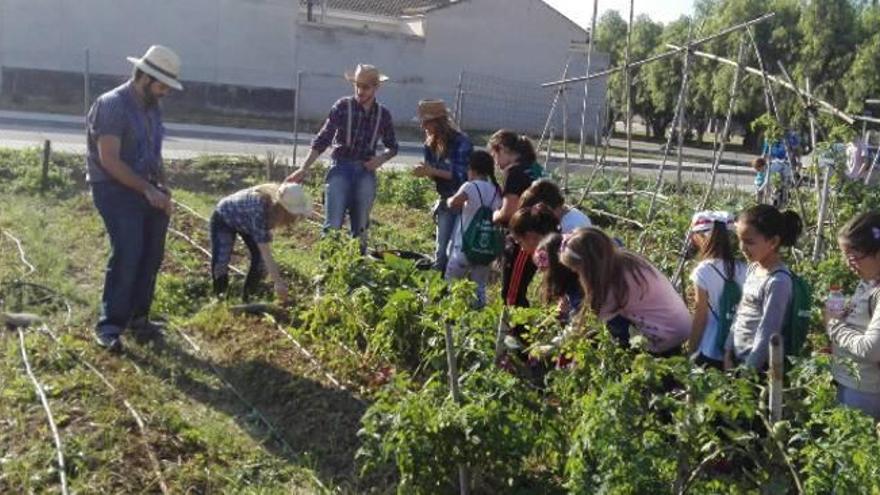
[424,130,472,198]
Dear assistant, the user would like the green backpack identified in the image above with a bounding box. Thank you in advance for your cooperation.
[461,184,503,265]
[772,269,813,357]
[708,264,743,356]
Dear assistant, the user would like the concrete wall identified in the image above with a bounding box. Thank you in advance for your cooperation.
[294,0,609,136]
[0,0,608,136]
[0,0,298,88]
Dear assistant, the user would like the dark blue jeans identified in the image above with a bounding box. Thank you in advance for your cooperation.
[209,211,264,300]
[324,159,376,252]
[92,181,169,337]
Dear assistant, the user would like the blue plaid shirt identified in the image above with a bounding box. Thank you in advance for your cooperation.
[424,131,472,198]
[216,188,272,244]
[311,96,398,163]
[86,81,164,183]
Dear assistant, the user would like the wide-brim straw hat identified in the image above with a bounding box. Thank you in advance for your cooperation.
[276,183,312,216]
[127,45,183,91]
[344,64,389,86]
[415,99,450,123]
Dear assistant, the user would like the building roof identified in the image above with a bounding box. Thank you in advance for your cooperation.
[308,0,452,17]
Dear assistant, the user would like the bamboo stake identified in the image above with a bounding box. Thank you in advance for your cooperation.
[675,27,694,193]
[624,0,635,209]
[538,59,572,153]
[768,334,783,422]
[444,323,470,495]
[578,0,600,160]
[673,37,746,289]
[645,22,694,225]
[543,13,776,88]
[668,44,853,127]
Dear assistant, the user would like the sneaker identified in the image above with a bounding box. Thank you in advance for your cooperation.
[95,332,123,353]
[129,319,165,344]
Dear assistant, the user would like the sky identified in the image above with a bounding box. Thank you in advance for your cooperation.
[544,0,696,27]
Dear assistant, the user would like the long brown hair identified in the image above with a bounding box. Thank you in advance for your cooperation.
[560,228,651,316]
[509,203,559,238]
[838,210,880,256]
[537,233,580,304]
[425,117,458,159]
[253,183,299,229]
[698,221,738,279]
[488,129,537,165]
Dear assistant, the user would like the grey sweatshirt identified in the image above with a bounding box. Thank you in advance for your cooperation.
[725,263,793,369]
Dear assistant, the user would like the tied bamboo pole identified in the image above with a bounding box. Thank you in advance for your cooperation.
[543,13,776,88]
[444,323,470,495]
[673,37,747,289]
[624,0,635,208]
[578,0,600,160]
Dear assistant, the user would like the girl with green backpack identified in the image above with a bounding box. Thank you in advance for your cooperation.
[686,211,746,369]
[724,205,804,371]
[445,150,502,307]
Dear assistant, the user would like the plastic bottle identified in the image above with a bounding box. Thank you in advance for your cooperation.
[825,285,846,319]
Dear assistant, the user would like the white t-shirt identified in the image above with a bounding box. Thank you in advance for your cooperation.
[559,207,592,234]
[449,180,502,254]
[689,259,747,360]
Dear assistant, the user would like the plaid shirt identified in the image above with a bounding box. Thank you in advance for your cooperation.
[424,131,472,198]
[311,96,398,163]
[216,188,272,244]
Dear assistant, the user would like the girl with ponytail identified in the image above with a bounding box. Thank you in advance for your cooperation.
[724,204,803,370]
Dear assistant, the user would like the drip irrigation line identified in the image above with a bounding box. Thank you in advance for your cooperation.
[168,322,309,467]
[18,328,69,495]
[272,323,367,406]
[41,326,170,495]
[3,229,36,275]
[167,226,246,277]
[161,210,363,405]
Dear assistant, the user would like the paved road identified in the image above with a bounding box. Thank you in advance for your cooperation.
[0,110,754,189]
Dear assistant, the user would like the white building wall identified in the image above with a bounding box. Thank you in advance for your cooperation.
[0,0,299,88]
[0,0,607,135]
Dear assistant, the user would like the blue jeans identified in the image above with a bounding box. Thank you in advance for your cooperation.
[433,201,458,273]
[324,159,376,252]
[210,211,264,300]
[92,181,169,337]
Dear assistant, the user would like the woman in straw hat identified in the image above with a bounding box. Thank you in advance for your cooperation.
[86,44,183,352]
[285,64,398,252]
[411,99,473,273]
[210,183,313,303]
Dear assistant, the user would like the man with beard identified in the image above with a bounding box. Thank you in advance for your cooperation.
[285,64,398,252]
[86,45,182,352]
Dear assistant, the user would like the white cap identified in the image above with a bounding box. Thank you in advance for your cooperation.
[690,210,735,234]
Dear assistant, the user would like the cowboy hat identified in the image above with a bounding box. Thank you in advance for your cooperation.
[344,64,389,86]
[415,99,451,122]
[127,45,183,91]
[276,183,312,216]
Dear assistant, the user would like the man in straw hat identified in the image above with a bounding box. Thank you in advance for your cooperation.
[410,98,473,273]
[86,45,183,352]
[285,64,398,252]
